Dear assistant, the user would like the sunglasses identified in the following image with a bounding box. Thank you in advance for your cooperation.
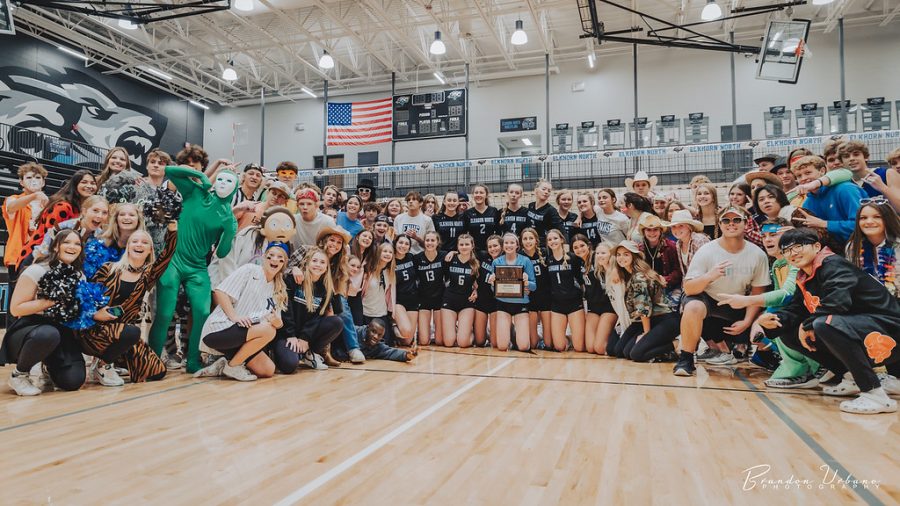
[719,217,744,225]
[861,196,889,206]
[357,188,372,194]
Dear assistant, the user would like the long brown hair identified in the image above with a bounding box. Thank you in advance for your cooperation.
[299,247,335,314]
[455,234,480,278]
[847,200,900,268]
[611,247,665,287]
[47,229,85,270]
[97,147,132,187]
[40,170,95,221]
[520,227,544,266]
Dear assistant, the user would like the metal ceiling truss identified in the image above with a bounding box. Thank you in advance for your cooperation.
[19,0,231,24]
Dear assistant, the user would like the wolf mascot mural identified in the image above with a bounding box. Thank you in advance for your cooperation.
[0,64,165,169]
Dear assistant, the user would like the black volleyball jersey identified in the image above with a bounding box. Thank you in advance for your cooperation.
[431,212,467,252]
[475,251,496,296]
[464,206,499,250]
[444,255,477,296]
[577,214,602,246]
[558,211,578,242]
[499,207,529,236]
[394,254,418,298]
[582,267,606,306]
[415,251,445,300]
[526,202,562,243]
[524,249,550,296]
[547,252,584,300]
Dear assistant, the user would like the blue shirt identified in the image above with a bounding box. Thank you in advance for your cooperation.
[801,181,865,242]
[491,254,537,304]
[860,166,888,198]
[337,211,364,239]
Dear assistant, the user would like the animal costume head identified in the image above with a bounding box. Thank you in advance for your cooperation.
[260,206,297,243]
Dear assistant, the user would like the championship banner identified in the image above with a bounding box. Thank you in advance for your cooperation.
[298,129,900,177]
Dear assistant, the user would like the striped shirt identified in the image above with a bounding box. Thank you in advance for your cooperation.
[201,264,277,346]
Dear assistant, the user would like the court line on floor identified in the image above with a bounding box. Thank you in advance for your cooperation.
[735,371,886,506]
[331,365,823,397]
[273,358,516,506]
[0,380,209,433]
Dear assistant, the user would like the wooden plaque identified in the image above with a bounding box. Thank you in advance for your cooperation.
[494,265,524,298]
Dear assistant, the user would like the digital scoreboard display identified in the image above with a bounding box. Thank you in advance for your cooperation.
[392,88,466,141]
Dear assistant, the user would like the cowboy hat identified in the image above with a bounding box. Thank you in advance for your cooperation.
[613,240,645,258]
[744,170,783,188]
[624,170,658,192]
[668,209,703,232]
[316,225,352,244]
[753,153,779,165]
[638,213,669,233]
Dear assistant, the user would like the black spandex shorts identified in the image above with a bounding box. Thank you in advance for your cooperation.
[418,295,443,311]
[442,292,474,312]
[396,293,419,311]
[587,294,614,315]
[496,300,529,315]
[475,291,497,314]
[527,290,551,312]
[551,297,584,315]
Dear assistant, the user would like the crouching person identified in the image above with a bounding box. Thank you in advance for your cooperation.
[358,318,415,362]
[758,228,900,414]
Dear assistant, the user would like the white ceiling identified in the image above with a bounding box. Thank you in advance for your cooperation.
[10,0,900,107]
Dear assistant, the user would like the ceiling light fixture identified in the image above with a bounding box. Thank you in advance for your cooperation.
[234,0,254,12]
[301,86,317,98]
[700,0,723,21]
[57,46,88,61]
[222,61,238,81]
[588,52,595,69]
[521,138,533,146]
[189,100,210,110]
[318,50,335,69]
[433,72,446,85]
[118,18,138,30]
[430,31,446,55]
[141,66,173,81]
[511,19,528,45]
[812,0,835,4]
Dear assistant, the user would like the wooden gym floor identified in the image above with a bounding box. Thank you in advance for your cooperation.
[1,347,898,505]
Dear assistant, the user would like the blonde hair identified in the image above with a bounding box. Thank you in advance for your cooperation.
[97,147,132,186]
[546,229,568,268]
[499,183,524,225]
[520,228,544,266]
[99,203,146,246]
[593,242,612,280]
[300,248,335,314]
[265,245,289,311]
[109,230,155,274]
[694,183,720,222]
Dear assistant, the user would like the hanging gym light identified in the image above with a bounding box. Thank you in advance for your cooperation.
[510,20,528,45]
[812,0,835,4]
[118,18,138,30]
[234,0,254,12]
[700,0,723,21]
[430,31,446,55]
[318,50,335,69]
[222,60,238,81]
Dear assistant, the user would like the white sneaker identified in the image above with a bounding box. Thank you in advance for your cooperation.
[822,372,860,397]
[92,362,125,387]
[301,352,328,371]
[349,348,366,364]
[222,363,257,382]
[9,370,41,396]
[193,357,227,378]
[33,366,55,393]
[163,354,184,370]
[840,389,898,414]
[877,373,900,396]
[695,348,722,363]
[705,352,737,366]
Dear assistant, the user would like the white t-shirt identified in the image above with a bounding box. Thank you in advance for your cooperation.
[685,239,769,300]
[201,264,277,351]
[291,212,336,249]
[592,207,630,243]
[393,212,435,254]
[20,262,49,284]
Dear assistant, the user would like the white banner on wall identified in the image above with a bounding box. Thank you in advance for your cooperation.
[297,129,900,177]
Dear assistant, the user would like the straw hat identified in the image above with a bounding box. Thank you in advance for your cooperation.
[316,224,352,244]
[613,240,645,258]
[668,209,703,232]
[744,170,783,188]
[624,170,658,192]
[638,213,669,233]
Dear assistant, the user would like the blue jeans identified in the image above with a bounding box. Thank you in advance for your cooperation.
[338,295,360,352]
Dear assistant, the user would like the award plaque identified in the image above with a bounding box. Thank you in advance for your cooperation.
[495,265,524,298]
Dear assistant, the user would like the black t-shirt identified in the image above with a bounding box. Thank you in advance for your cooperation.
[547,251,584,300]
[432,212,467,252]
[444,255,477,296]
[576,214,602,246]
[558,211,578,243]
[394,254,418,298]
[582,267,607,306]
[414,251,444,300]
[475,251,496,298]
[283,278,337,339]
[524,248,550,298]
[499,207,529,236]
[526,202,562,243]
[464,206,499,250]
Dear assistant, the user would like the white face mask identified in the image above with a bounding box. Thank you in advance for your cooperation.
[213,172,238,199]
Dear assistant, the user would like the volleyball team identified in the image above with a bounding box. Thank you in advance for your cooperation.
[2,139,900,415]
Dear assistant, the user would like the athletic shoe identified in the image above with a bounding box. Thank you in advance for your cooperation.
[33,366,55,393]
[695,348,721,363]
[750,349,781,371]
[91,362,125,387]
[673,352,696,376]
[840,389,898,414]
[877,372,900,396]
[163,354,184,370]
[649,350,678,363]
[222,363,257,382]
[822,372,860,397]
[765,373,819,389]
[301,352,328,371]
[705,352,737,366]
[815,368,836,384]
[349,348,366,364]
[193,357,227,378]
[8,370,41,396]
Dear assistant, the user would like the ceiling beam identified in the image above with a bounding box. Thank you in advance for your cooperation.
[471,0,516,69]
[524,0,552,55]
[358,0,441,75]
[311,0,402,77]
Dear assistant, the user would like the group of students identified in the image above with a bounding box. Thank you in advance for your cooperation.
[2,139,900,415]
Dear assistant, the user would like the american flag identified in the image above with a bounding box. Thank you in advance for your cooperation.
[327,98,393,146]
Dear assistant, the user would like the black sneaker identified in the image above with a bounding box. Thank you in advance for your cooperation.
[649,350,678,363]
[673,352,696,376]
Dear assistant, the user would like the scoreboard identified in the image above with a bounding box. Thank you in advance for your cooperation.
[392,88,467,141]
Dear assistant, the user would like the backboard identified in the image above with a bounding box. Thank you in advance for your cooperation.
[756,19,811,84]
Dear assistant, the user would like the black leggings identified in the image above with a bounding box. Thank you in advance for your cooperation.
[272,316,343,374]
[5,324,86,391]
[613,313,681,362]
[781,318,880,392]
[203,324,250,360]
[101,325,141,364]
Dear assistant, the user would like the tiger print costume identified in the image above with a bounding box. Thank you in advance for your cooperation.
[79,228,177,382]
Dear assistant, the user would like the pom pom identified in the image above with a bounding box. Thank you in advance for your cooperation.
[63,281,110,330]
[83,238,124,280]
[36,263,82,322]
[142,186,183,227]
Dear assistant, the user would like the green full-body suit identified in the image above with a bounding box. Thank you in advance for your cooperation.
[149,166,238,373]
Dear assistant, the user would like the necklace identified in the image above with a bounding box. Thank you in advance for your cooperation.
[126,263,144,273]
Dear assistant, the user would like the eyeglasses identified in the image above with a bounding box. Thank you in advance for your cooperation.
[780,244,809,256]
[861,196,889,206]
[357,188,371,194]
[719,217,744,225]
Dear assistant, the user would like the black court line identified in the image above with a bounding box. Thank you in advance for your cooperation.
[331,365,824,397]
[735,371,886,506]
[0,380,209,434]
